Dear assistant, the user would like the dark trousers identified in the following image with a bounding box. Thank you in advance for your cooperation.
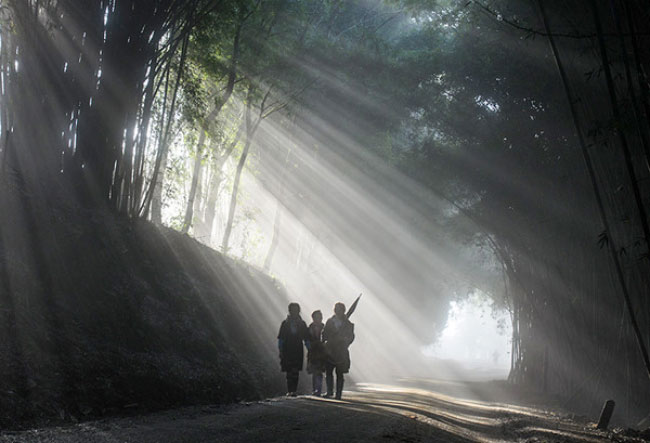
[325,363,345,399]
[286,370,299,393]
[312,373,323,394]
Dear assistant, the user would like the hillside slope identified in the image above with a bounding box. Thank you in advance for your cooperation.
[0,182,288,428]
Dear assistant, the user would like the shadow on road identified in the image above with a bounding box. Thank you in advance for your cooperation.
[0,382,643,442]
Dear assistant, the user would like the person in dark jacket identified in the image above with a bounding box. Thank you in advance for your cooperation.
[307,310,326,396]
[278,302,310,396]
[323,302,355,399]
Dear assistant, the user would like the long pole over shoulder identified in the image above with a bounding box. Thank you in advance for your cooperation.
[347,294,362,319]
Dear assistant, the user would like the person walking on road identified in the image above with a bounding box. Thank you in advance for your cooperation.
[307,310,326,396]
[278,302,310,396]
[323,302,355,400]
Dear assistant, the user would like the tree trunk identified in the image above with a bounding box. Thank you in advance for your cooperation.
[182,130,206,233]
[196,149,221,242]
[263,144,292,272]
[263,200,282,272]
[142,31,189,220]
[198,114,246,243]
[181,17,242,234]
[221,133,255,252]
[192,158,205,228]
[131,52,158,215]
[221,86,261,252]
[76,0,147,205]
[610,0,650,174]
[622,1,650,147]
[590,0,650,247]
[150,146,169,224]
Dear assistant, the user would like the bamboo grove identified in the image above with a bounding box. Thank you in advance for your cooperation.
[1,0,650,424]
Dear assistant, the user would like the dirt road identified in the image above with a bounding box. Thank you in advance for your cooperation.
[0,384,646,442]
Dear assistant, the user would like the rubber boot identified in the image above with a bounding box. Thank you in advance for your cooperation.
[335,375,344,400]
[286,371,299,395]
[325,368,334,397]
[312,374,323,395]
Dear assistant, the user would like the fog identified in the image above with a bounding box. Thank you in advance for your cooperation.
[157,93,512,384]
[422,294,512,379]
[3,0,650,426]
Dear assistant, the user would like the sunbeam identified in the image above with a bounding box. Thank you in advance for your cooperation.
[1,0,650,438]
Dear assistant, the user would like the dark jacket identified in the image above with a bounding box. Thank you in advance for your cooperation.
[278,316,309,372]
[323,315,355,373]
[307,322,326,374]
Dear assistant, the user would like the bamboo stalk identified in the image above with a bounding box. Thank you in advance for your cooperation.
[538,0,650,381]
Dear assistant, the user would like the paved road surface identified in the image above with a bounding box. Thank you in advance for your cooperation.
[0,384,644,442]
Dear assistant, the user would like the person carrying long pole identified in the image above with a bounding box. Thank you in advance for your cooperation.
[323,294,361,400]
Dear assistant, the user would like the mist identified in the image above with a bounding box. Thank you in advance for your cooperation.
[1,0,650,437]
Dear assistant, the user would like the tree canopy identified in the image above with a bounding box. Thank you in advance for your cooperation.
[2,0,650,423]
